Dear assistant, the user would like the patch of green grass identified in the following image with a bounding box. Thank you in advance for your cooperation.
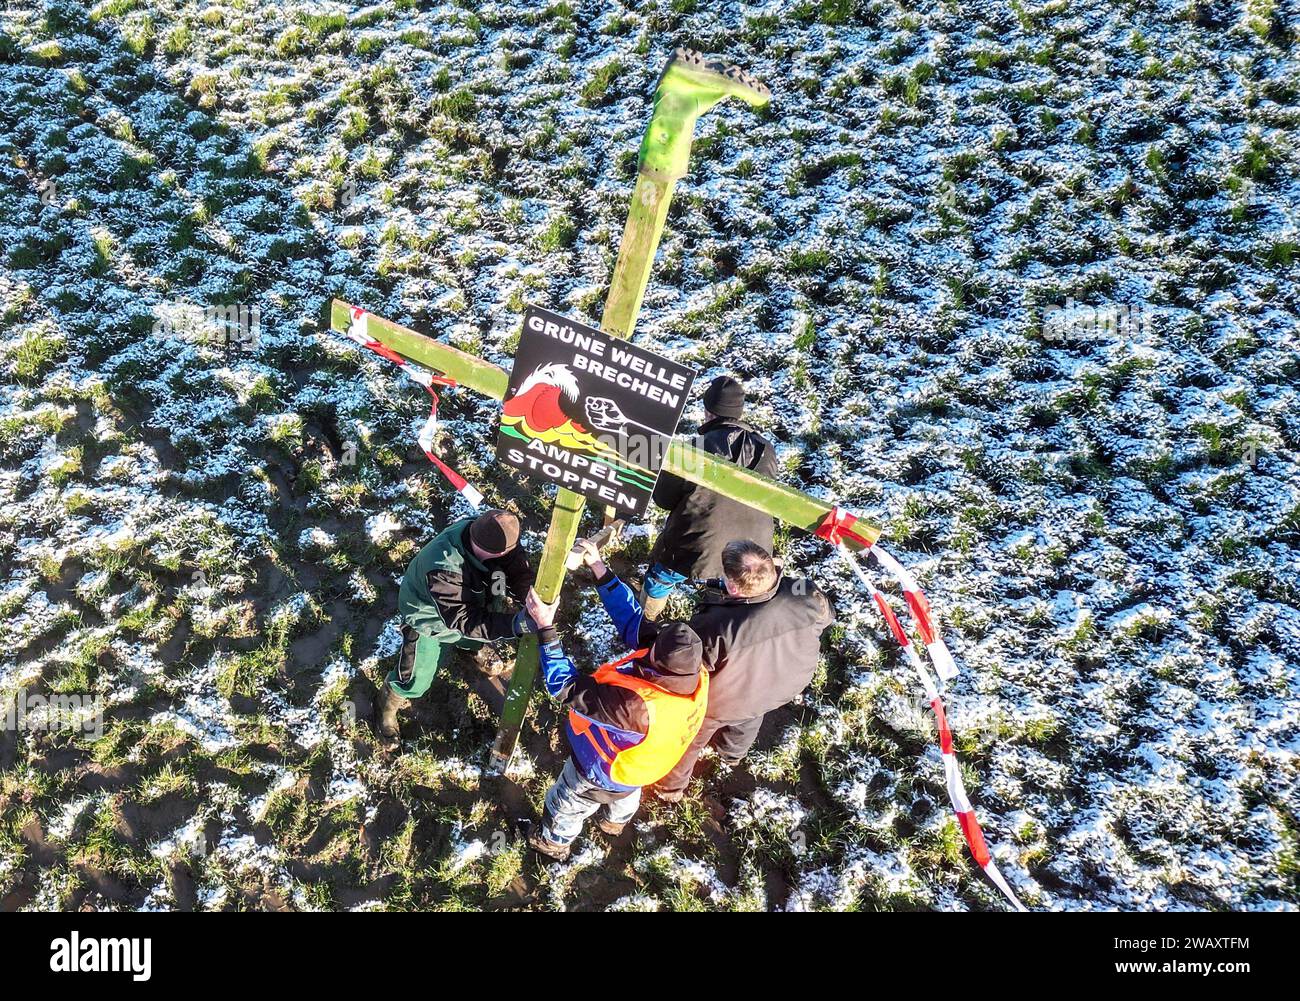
[818,0,854,24]
[217,644,284,699]
[400,29,432,49]
[905,63,933,106]
[1267,240,1295,268]
[581,59,625,106]
[482,837,524,896]
[300,11,347,40]
[249,133,279,172]
[62,489,94,517]
[9,325,66,383]
[1276,806,1300,888]
[49,446,84,487]
[356,34,388,57]
[538,213,577,252]
[341,108,370,144]
[430,89,476,121]
[122,14,154,55]
[267,413,305,452]
[911,816,967,872]
[118,597,160,635]
[1240,132,1274,180]
[87,228,117,276]
[162,22,191,55]
[90,0,141,19]
[744,14,780,44]
[1021,716,1060,745]
[242,374,277,412]
[275,26,305,57]
[138,762,198,803]
[1061,613,1097,657]
[28,40,65,63]
[1145,145,1167,181]
[789,246,831,273]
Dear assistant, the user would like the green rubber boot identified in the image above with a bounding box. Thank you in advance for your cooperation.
[375,684,409,752]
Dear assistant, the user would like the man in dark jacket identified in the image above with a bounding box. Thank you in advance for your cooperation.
[642,375,778,620]
[377,510,535,751]
[652,538,834,801]
[525,540,708,861]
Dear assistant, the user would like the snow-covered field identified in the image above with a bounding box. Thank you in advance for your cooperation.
[1,0,1296,911]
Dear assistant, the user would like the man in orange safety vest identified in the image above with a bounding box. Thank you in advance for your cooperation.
[525,539,708,861]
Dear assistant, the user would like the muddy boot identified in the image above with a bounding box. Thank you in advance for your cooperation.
[639,582,668,623]
[375,684,409,752]
[597,817,628,837]
[527,818,571,861]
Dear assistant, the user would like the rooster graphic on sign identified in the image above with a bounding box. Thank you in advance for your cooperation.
[501,363,620,459]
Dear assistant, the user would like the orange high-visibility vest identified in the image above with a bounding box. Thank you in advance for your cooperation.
[568,650,709,788]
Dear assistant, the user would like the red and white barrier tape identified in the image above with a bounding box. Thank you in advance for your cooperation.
[341,307,484,510]
[815,507,956,684]
[819,508,1026,911]
[870,545,959,684]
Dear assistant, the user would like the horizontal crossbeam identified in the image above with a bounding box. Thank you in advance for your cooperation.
[328,299,879,547]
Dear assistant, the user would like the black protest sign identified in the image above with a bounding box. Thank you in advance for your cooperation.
[496,306,695,515]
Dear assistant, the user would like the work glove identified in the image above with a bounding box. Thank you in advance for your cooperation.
[511,609,538,636]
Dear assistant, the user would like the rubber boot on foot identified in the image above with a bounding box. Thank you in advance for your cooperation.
[375,684,409,752]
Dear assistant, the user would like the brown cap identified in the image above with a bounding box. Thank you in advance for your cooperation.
[469,510,520,556]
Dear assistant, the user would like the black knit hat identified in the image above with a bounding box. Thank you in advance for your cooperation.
[648,622,703,676]
[469,510,520,556]
[702,375,745,419]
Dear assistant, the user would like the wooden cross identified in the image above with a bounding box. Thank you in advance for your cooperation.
[328,50,879,772]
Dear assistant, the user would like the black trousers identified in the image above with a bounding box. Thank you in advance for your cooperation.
[656,713,765,795]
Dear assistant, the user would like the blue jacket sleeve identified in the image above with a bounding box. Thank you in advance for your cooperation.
[594,572,645,650]
[539,633,578,700]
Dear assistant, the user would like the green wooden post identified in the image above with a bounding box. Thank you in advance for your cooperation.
[331,297,879,766]
[486,50,771,772]
[328,53,871,774]
[601,51,770,339]
[329,300,507,398]
[662,439,880,542]
[600,175,673,339]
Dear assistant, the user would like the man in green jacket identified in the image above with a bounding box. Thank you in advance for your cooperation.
[377,509,535,751]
